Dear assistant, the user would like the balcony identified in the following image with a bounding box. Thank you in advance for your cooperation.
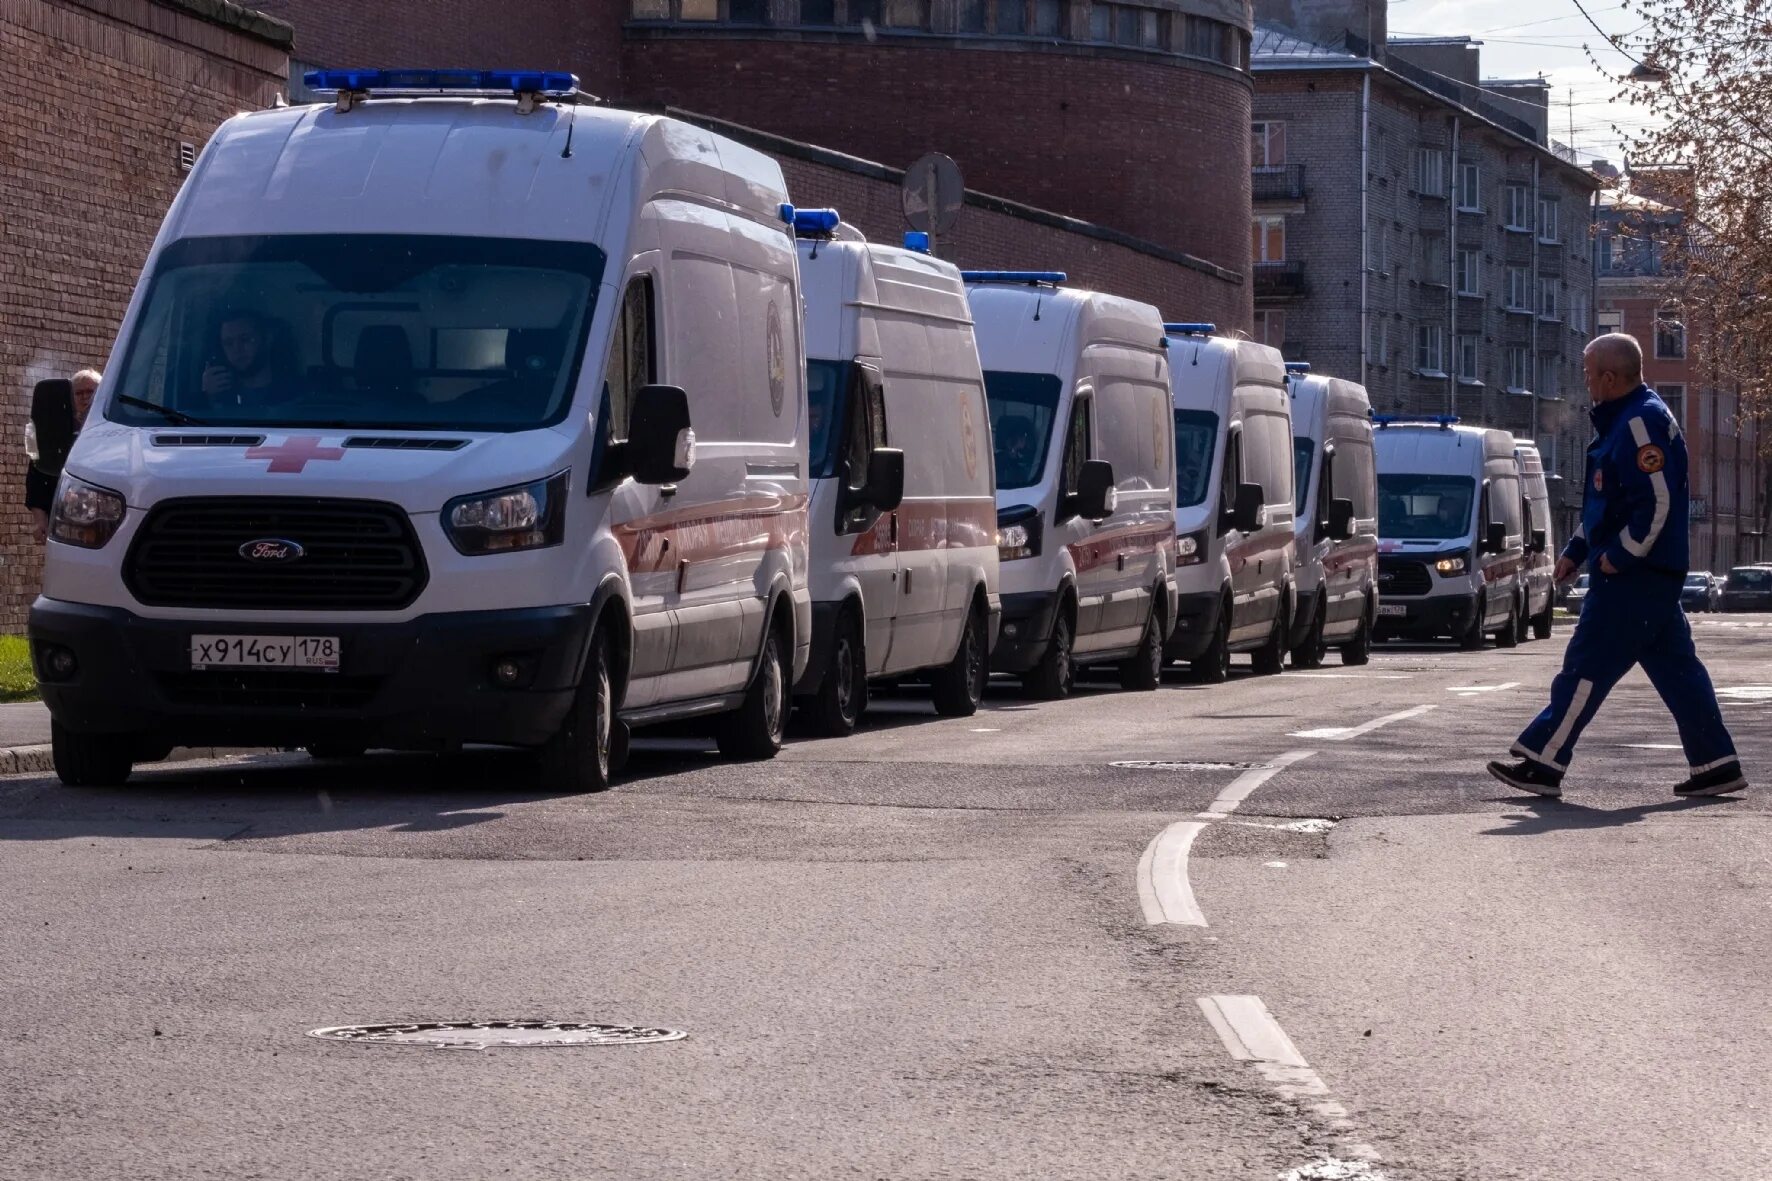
[1252,164,1307,202]
[1253,260,1308,301]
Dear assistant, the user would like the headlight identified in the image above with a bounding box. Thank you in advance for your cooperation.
[1176,529,1207,567]
[443,470,568,555]
[1434,553,1469,576]
[49,475,125,549]
[996,506,1042,561]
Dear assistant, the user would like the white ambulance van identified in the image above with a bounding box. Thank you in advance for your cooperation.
[1513,441,1556,641]
[1286,365,1379,667]
[965,273,1177,698]
[791,213,999,734]
[1372,416,1524,648]
[29,70,811,791]
[1161,326,1298,682]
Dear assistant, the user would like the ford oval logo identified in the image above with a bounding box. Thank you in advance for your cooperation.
[239,538,304,563]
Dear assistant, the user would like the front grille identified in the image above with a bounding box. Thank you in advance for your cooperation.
[1378,557,1433,596]
[125,497,427,610]
[154,670,382,710]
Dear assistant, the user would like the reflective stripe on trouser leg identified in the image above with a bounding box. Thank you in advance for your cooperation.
[1513,577,1640,771]
[1636,600,1738,774]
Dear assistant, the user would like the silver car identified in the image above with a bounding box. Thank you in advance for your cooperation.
[1565,573,1591,616]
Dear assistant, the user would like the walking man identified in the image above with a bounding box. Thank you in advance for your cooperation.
[1488,333,1745,798]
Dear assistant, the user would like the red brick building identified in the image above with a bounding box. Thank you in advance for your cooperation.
[0,0,290,630]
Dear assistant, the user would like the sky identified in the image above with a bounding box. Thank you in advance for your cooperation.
[1384,0,1660,165]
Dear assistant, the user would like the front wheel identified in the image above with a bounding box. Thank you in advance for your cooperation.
[804,610,866,736]
[1250,598,1288,676]
[1459,596,1487,650]
[1191,599,1232,684]
[1341,603,1372,666]
[1118,604,1164,691]
[716,626,788,759]
[1290,598,1327,669]
[931,605,988,716]
[1532,599,1554,640]
[536,631,614,794]
[1023,607,1075,700]
[1495,600,1520,648]
[51,722,134,787]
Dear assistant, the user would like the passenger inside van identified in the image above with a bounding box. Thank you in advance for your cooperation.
[995,415,1040,485]
[201,310,301,411]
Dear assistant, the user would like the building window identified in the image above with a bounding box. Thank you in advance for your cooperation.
[1537,354,1559,400]
[1537,197,1560,244]
[1456,249,1481,296]
[1456,161,1481,211]
[1538,278,1560,321]
[1596,233,1615,273]
[1505,266,1530,312]
[1659,383,1686,428]
[1367,221,1388,273]
[1508,345,1530,393]
[1596,308,1623,334]
[1416,149,1446,197]
[1656,304,1686,358]
[1569,291,1589,335]
[1505,184,1531,230]
[1456,334,1480,382]
[1368,316,1389,367]
[1415,324,1446,375]
[729,0,769,19]
[801,0,836,22]
[1251,121,1286,171]
[1254,310,1286,349]
[1418,234,1448,285]
[998,0,1027,33]
[1033,0,1062,35]
[957,0,986,30]
[1182,13,1228,59]
[1253,215,1286,263]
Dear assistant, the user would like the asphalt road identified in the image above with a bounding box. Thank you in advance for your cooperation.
[2,616,1768,1180]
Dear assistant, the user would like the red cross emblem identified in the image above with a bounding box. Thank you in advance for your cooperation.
[246,436,346,474]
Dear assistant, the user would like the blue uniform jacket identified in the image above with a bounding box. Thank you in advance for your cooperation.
[1562,384,1688,576]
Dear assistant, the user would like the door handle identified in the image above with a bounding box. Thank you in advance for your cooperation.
[904,569,913,595]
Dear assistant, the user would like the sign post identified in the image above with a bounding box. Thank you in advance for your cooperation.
[901,152,964,256]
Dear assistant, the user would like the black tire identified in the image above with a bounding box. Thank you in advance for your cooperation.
[931,603,988,716]
[1341,602,1372,666]
[1459,596,1487,650]
[716,624,788,759]
[1118,603,1164,691]
[1515,594,1532,643]
[306,743,367,760]
[1495,601,1519,648]
[805,609,867,736]
[1532,601,1553,640]
[536,630,615,794]
[51,722,134,788]
[1023,604,1075,700]
[1191,597,1232,684]
[1290,597,1327,669]
[1251,596,1288,676]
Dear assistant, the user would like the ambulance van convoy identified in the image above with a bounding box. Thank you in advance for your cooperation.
[1161,327,1298,682]
[30,70,812,791]
[1372,417,1526,649]
[1513,441,1557,641]
[1285,366,1379,667]
[791,212,999,734]
[966,273,1178,698]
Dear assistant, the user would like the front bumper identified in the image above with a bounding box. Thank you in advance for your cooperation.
[1371,592,1477,640]
[1162,590,1224,662]
[29,597,597,750]
[991,589,1061,674]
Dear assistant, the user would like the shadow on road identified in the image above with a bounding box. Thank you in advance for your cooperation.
[1480,793,1740,836]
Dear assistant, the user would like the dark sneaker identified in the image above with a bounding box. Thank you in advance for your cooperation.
[1674,762,1748,797]
[1488,758,1564,797]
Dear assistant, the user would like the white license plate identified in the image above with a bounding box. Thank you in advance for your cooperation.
[191,635,340,670]
[1377,604,1408,617]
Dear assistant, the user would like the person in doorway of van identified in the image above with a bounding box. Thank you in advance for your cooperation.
[25,368,99,544]
[201,310,296,411]
[1488,333,1746,799]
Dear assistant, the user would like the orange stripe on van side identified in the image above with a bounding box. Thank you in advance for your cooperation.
[849,498,1000,557]
[1066,522,1179,574]
[616,494,809,573]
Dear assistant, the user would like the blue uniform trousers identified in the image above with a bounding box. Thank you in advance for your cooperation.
[1513,570,1737,775]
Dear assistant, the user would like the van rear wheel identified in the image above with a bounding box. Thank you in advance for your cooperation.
[805,610,866,736]
[51,722,134,788]
[1290,598,1327,669]
[1531,600,1554,640]
[931,604,988,716]
[1118,604,1163,691]
[536,630,614,795]
[1024,609,1075,700]
[717,626,788,759]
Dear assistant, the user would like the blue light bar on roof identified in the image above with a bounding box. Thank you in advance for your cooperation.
[961,271,1067,285]
[302,68,580,95]
[903,231,930,253]
[792,208,841,237]
[1372,414,1460,429]
[1163,322,1216,336]
[1285,362,1311,373]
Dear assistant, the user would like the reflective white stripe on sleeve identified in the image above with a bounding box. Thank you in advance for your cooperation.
[1621,416,1670,557]
[1573,520,1587,541]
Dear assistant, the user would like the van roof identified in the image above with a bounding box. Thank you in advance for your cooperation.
[168,100,789,243]
[966,283,1164,376]
[1166,334,1286,413]
[1290,372,1371,426]
[799,236,972,359]
[1375,420,1516,473]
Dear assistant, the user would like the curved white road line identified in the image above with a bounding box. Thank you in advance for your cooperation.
[1199,749,1319,819]
[1290,704,1437,741]
[1138,821,1206,926]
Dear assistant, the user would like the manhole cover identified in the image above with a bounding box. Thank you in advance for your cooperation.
[307,1021,688,1049]
[1109,760,1272,771]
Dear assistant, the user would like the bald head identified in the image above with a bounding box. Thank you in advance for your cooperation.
[1582,333,1644,404]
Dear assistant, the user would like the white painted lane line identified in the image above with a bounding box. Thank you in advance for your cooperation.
[1198,996,1386,1170]
[1289,704,1436,742]
[1137,821,1206,926]
[1284,673,1412,680]
[1624,743,1682,750]
[1446,681,1520,695]
[1198,749,1318,818]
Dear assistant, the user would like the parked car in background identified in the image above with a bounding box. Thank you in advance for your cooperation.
[1721,566,1772,612]
[1565,573,1592,616]
[1681,572,1720,614]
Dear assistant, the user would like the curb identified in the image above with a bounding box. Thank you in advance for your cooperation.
[0,744,273,777]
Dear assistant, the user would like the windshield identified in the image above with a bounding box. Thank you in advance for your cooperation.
[1174,409,1218,508]
[1574,575,1589,588]
[1293,438,1314,515]
[984,370,1063,490]
[106,234,606,433]
[806,359,850,479]
[1685,574,1709,587]
[1377,474,1476,540]
[1727,568,1772,588]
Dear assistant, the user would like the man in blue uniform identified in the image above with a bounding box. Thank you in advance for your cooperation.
[1489,333,1746,798]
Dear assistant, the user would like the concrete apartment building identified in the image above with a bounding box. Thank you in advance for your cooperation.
[1250,0,1601,531]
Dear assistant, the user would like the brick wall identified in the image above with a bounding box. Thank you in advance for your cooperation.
[0,0,288,631]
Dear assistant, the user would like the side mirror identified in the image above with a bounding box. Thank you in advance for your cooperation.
[1530,527,1547,553]
[1483,521,1507,554]
[1231,482,1266,534]
[29,379,76,474]
[1074,459,1117,521]
[1325,497,1356,541]
[629,384,694,485]
[866,447,905,513]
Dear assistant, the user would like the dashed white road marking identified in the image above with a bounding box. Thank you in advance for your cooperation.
[1137,821,1206,926]
[968,727,1001,732]
[1199,750,1319,819]
[1289,704,1437,741]
[1624,743,1682,750]
[1716,685,1772,701]
[1197,995,1385,1169]
[1446,681,1520,695]
[1284,673,1412,680]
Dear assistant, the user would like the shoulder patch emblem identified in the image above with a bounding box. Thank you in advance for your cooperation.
[1594,469,1604,492]
[1637,444,1666,474]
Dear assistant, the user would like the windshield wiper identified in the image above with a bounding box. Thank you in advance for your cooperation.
[113,395,209,427]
